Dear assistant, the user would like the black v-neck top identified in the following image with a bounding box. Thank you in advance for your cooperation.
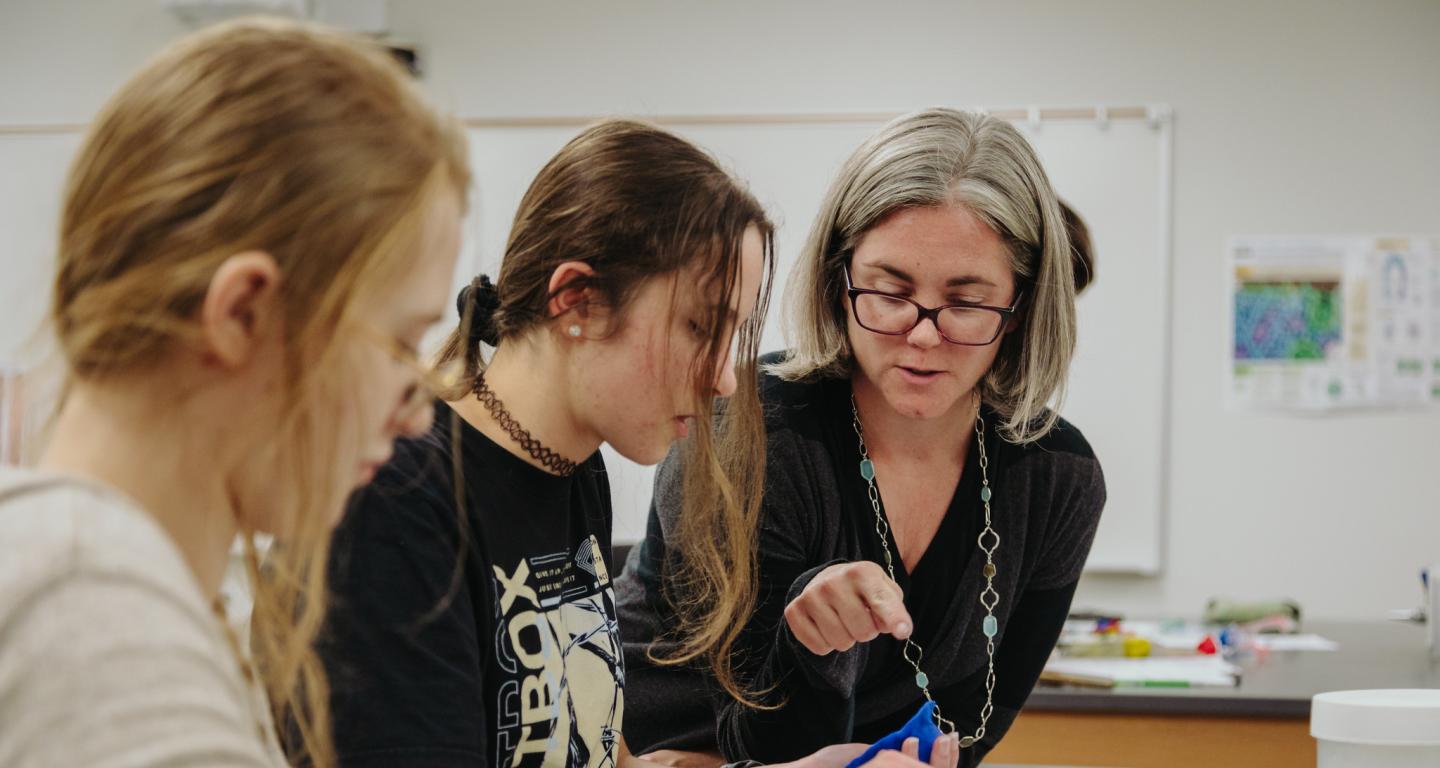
[615,359,1106,765]
[825,380,990,704]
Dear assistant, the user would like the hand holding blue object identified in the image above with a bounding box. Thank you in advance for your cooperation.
[844,701,947,768]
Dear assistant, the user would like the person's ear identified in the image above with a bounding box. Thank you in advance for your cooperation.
[198,251,282,368]
[547,261,598,334]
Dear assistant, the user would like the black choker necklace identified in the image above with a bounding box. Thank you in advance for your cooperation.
[473,372,579,477]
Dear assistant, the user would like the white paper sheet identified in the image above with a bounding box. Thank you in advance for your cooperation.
[1045,656,1242,687]
[1250,634,1340,652]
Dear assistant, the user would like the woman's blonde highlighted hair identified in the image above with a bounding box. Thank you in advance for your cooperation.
[772,108,1076,442]
[52,18,469,766]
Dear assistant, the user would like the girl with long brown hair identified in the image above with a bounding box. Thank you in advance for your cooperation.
[312,119,777,768]
[0,18,468,767]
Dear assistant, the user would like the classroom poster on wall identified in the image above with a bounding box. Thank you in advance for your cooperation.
[1227,236,1439,410]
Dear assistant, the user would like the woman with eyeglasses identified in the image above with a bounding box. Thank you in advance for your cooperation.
[0,18,468,767]
[615,108,1107,767]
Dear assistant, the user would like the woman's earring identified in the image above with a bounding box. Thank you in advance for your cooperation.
[567,324,582,338]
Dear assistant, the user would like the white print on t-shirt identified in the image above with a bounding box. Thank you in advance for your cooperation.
[492,535,623,768]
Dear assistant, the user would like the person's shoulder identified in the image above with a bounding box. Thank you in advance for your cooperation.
[1001,413,1106,518]
[757,350,843,429]
[1007,412,1099,464]
[386,399,457,477]
[576,448,611,509]
[0,469,271,765]
[341,400,466,544]
[368,398,471,494]
[0,468,199,604]
[0,470,236,703]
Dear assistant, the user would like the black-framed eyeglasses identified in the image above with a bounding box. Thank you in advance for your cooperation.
[844,265,1022,346]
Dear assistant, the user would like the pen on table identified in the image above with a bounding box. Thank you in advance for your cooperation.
[1038,670,1116,689]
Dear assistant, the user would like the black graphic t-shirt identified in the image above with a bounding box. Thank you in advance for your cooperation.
[314,399,623,768]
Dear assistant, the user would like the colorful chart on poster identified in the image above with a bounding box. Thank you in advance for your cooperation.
[1233,280,1342,361]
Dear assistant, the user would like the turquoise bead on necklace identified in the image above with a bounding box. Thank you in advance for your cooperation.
[851,393,1001,746]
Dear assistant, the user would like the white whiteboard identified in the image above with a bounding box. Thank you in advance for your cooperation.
[0,132,82,365]
[461,111,1173,573]
[0,109,1172,573]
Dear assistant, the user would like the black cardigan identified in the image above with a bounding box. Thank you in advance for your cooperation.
[615,366,1105,764]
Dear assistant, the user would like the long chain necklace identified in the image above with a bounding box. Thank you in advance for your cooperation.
[474,371,579,476]
[850,394,1000,748]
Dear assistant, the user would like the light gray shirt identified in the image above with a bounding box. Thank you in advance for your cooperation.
[0,467,286,767]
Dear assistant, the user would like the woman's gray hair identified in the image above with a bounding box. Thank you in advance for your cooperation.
[771,107,1076,443]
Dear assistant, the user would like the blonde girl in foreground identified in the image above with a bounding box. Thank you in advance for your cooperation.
[0,18,467,767]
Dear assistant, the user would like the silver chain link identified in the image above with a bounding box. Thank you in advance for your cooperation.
[850,394,999,748]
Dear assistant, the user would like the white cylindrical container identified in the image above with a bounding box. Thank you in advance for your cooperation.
[1311,689,1440,767]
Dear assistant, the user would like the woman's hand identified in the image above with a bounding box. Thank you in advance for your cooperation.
[638,749,726,768]
[860,735,959,768]
[784,561,913,656]
[781,743,869,768]
[781,735,959,768]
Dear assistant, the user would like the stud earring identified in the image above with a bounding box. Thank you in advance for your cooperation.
[567,324,582,338]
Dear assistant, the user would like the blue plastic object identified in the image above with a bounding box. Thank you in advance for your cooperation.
[844,700,943,768]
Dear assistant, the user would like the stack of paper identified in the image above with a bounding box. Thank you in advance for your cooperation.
[1250,634,1340,652]
[1043,656,1242,688]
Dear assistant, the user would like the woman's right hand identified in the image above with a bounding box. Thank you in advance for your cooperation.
[784,561,914,656]
[785,734,958,768]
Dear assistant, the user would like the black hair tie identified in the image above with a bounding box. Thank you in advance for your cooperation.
[456,274,501,347]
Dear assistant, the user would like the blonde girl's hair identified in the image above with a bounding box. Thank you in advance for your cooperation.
[772,108,1077,443]
[52,17,469,766]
